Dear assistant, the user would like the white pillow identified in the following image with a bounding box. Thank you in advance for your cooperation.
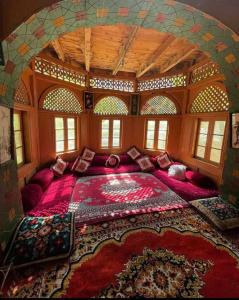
[168,164,186,181]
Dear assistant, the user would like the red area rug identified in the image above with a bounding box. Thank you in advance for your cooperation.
[56,228,239,298]
[5,208,239,298]
[69,172,188,225]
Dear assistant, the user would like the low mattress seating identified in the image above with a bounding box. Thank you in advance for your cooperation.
[152,169,218,202]
[24,152,219,219]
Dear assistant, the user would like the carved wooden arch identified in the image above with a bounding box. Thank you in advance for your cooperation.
[39,84,83,113]
[93,94,130,115]
[140,91,181,115]
[188,81,229,113]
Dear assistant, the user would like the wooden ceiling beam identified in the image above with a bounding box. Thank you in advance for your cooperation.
[51,39,65,62]
[84,28,91,72]
[160,45,198,74]
[136,35,175,78]
[113,25,139,76]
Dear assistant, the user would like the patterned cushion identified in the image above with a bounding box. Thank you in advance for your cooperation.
[74,158,90,173]
[136,156,154,172]
[106,154,120,168]
[191,197,239,230]
[3,213,74,268]
[168,164,187,181]
[156,152,172,169]
[127,146,141,160]
[52,157,68,176]
[81,147,95,162]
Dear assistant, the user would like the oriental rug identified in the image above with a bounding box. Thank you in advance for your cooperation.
[4,208,239,298]
[69,172,188,225]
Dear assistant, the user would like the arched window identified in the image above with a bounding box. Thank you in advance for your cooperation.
[141,95,177,115]
[94,96,128,115]
[14,80,30,105]
[190,85,229,113]
[42,88,82,114]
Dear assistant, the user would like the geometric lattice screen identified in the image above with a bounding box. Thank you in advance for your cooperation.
[42,88,82,114]
[141,96,177,115]
[94,96,128,115]
[190,86,229,113]
[14,80,30,105]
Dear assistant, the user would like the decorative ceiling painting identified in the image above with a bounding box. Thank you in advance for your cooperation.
[0,0,239,253]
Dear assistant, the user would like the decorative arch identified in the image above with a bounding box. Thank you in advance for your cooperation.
[94,96,128,115]
[141,95,178,115]
[40,87,82,114]
[0,0,239,205]
[190,85,229,113]
[14,80,31,105]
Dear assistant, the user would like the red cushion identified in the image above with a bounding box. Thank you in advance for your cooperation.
[92,155,109,166]
[84,164,141,176]
[30,168,54,191]
[119,153,134,165]
[21,184,43,212]
[185,170,216,189]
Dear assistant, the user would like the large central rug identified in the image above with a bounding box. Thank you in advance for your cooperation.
[5,208,239,298]
[69,172,188,225]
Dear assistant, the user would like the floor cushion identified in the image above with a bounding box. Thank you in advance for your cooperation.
[119,153,134,165]
[186,170,216,189]
[84,164,141,176]
[191,197,239,230]
[92,155,109,166]
[21,184,43,212]
[152,169,219,201]
[3,212,74,268]
[30,168,54,191]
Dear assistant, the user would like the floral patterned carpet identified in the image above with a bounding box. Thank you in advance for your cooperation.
[4,207,239,298]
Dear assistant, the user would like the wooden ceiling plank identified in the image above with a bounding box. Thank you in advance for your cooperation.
[51,39,65,62]
[85,28,91,72]
[112,25,139,75]
[136,35,175,78]
[160,45,198,74]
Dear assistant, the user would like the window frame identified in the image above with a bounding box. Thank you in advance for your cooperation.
[100,117,123,149]
[13,110,25,168]
[54,115,78,154]
[144,118,169,151]
[194,117,227,165]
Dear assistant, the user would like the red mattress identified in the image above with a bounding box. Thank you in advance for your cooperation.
[152,169,219,201]
[27,173,76,217]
